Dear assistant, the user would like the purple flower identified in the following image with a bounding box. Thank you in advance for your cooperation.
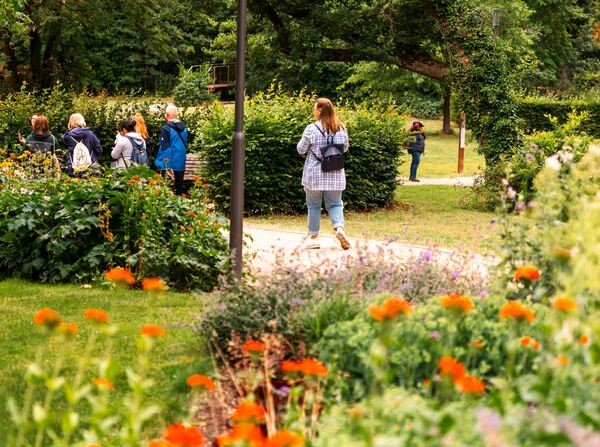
[421,251,433,262]
[429,331,441,340]
[515,202,526,212]
[479,289,489,298]
[527,200,537,209]
[450,271,461,280]
[530,143,538,150]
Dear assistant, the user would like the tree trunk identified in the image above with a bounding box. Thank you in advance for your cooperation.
[30,27,42,88]
[442,84,452,134]
[2,40,19,90]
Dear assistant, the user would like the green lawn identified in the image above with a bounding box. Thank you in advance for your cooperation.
[0,280,208,443]
[402,118,484,178]
[247,185,497,253]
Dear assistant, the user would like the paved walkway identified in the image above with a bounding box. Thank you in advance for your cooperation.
[244,226,495,276]
[399,176,476,186]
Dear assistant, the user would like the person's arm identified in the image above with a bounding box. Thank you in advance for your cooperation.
[342,127,349,152]
[160,125,170,152]
[417,134,425,153]
[111,138,125,160]
[297,125,313,155]
[92,132,102,157]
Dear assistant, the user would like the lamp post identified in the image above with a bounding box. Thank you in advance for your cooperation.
[230,0,247,280]
[492,9,501,40]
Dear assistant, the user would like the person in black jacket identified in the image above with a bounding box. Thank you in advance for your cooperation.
[405,120,426,182]
[24,115,59,152]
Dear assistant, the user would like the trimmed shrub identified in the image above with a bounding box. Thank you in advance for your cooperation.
[0,162,228,290]
[172,66,214,107]
[199,92,407,214]
[517,96,600,136]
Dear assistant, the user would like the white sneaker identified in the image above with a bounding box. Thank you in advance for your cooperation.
[303,235,320,250]
[336,227,351,250]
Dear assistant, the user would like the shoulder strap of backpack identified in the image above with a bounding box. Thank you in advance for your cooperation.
[171,127,187,150]
[314,124,335,144]
[125,135,142,150]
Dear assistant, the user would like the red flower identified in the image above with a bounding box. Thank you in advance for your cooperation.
[104,267,136,286]
[84,309,109,324]
[514,266,541,281]
[368,297,412,321]
[186,374,215,391]
[163,422,204,447]
[499,301,536,323]
[242,340,266,354]
[232,401,267,424]
[141,277,168,292]
[33,308,61,328]
[438,356,466,382]
[456,375,485,394]
[266,430,305,447]
[217,423,265,447]
[141,324,166,337]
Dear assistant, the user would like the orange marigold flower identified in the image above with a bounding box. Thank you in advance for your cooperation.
[470,340,485,349]
[243,340,266,354]
[499,301,536,323]
[266,430,305,447]
[186,374,215,391]
[217,423,265,447]
[368,297,412,321]
[33,308,61,328]
[92,378,114,390]
[514,266,541,281]
[533,341,540,350]
[297,358,328,377]
[84,309,109,324]
[141,324,166,337]
[58,322,78,337]
[148,440,170,447]
[554,355,569,366]
[438,356,466,382]
[441,294,474,313]
[141,277,168,292]
[520,336,532,347]
[281,360,301,373]
[456,375,486,394]
[104,267,136,286]
[232,401,267,423]
[148,180,156,186]
[552,297,578,313]
[581,335,590,345]
[163,422,205,447]
[422,378,431,386]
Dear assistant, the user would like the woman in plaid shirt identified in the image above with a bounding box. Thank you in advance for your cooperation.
[297,98,351,250]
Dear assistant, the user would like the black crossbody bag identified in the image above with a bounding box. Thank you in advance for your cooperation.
[310,124,345,172]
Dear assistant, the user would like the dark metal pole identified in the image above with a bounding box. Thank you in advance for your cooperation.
[230,0,247,280]
[492,9,500,40]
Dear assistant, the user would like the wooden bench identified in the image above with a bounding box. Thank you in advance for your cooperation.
[184,153,206,181]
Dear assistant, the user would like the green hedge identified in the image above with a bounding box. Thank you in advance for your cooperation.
[200,93,407,214]
[517,97,600,136]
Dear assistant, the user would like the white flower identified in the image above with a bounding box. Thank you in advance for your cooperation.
[501,178,509,186]
[43,211,49,216]
[19,188,28,194]
[545,155,561,171]
[559,151,574,163]
[589,144,600,156]
[507,187,517,199]
[43,195,51,201]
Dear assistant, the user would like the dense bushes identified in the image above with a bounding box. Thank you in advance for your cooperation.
[0,160,228,290]
[200,92,407,213]
[517,96,600,136]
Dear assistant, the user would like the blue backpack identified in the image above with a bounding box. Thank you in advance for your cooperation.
[126,136,149,166]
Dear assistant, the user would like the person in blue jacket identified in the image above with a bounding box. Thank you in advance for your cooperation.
[155,104,188,195]
[405,120,426,182]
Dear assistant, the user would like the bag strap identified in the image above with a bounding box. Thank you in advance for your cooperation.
[314,124,335,144]
[125,135,142,151]
[171,127,187,150]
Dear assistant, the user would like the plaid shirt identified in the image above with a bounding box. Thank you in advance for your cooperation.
[297,121,349,191]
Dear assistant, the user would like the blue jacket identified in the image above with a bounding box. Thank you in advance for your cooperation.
[407,133,425,154]
[155,120,188,171]
[62,127,103,175]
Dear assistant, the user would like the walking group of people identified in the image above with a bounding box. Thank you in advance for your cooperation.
[296,97,425,251]
[17,104,189,195]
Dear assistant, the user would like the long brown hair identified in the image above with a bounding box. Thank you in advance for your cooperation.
[315,98,343,133]
[33,115,49,134]
[133,112,149,139]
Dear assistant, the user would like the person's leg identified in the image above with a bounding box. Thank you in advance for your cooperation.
[324,190,350,250]
[323,190,344,230]
[173,170,185,195]
[305,189,323,236]
[410,151,421,180]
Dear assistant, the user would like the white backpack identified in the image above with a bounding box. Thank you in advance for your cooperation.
[70,137,92,172]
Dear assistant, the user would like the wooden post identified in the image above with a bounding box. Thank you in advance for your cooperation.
[458,111,466,174]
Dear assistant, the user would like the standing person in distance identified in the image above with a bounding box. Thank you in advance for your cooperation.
[23,115,59,152]
[111,119,146,170]
[133,112,155,161]
[405,120,426,182]
[155,105,188,195]
[62,113,102,176]
[297,97,351,250]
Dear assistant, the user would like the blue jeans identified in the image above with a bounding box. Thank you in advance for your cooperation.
[305,189,344,235]
[410,151,421,179]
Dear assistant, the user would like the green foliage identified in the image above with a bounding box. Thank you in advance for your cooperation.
[172,66,214,107]
[517,96,600,136]
[200,91,407,214]
[0,164,228,290]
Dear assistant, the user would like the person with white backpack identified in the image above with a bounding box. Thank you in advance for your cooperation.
[62,113,102,176]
